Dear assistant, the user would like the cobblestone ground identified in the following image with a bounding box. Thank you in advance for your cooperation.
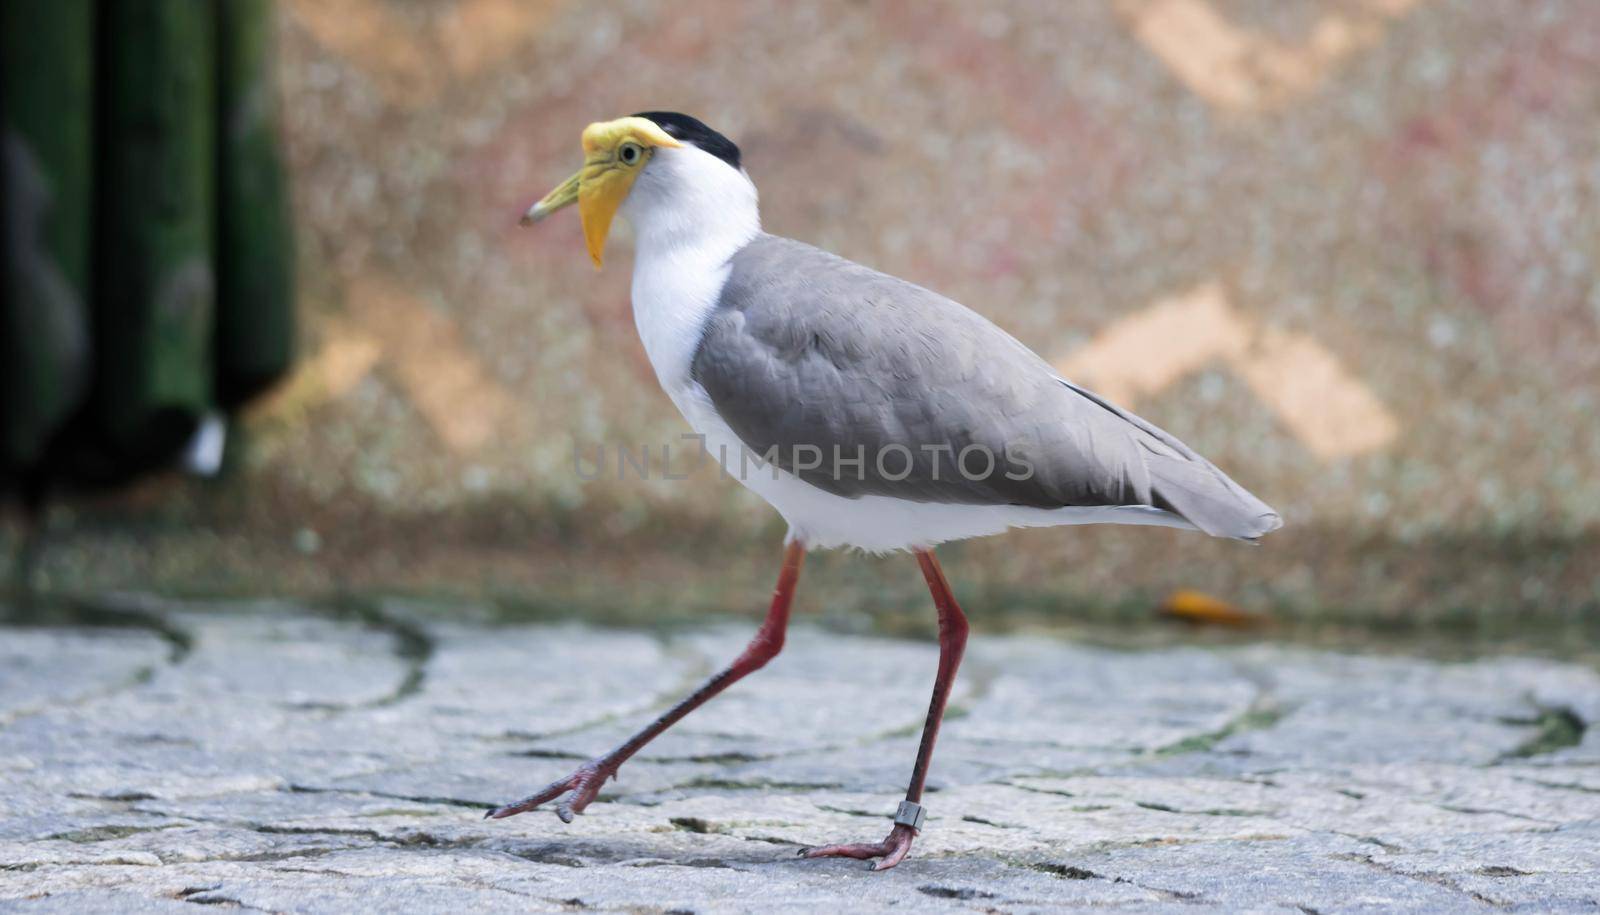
[2,601,1598,913]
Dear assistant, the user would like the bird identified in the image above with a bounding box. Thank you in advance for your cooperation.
[485,112,1281,870]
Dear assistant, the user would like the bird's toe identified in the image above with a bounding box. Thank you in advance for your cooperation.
[799,823,917,870]
[486,758,616,821]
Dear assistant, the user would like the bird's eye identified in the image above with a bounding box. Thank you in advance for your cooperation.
[618,142,643,165]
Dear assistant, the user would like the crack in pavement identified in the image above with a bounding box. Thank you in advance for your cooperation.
[287,783,496,810]
[1431,802,1557,825]
[814,804,892,820]
[1340,853,1511,909]
[178,885,281,913]
[1511,776,1600,795]
[1133,802,1273,818]
[1331,831,1404,853]
[324,597,435,709]
[0,594,195,731]
[42,824,185,844]
[962,813,1024,829]
[48,594,195,664]
[1012,860,1208,905]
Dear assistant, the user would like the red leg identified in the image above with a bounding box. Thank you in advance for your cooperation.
[802,548,969,870]
[486,540,806,821]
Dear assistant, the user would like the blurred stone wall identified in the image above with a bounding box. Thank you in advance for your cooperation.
[19,0,1600,626]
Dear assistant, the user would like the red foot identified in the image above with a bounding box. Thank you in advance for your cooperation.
[800,823,918,871]
[484,758,617,822]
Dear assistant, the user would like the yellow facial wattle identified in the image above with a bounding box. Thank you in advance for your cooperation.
[520,116,682,268]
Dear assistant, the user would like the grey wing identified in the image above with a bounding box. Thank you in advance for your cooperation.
[691,235,1282,540]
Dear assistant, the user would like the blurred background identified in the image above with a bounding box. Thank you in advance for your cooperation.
[3,0,1597,637]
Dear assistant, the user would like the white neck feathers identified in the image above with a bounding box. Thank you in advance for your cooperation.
[620,145,761,395]
[622,145,760,259]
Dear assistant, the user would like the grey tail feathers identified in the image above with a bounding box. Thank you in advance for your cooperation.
[1147,452,1283,541]
[1055,378,1282,542]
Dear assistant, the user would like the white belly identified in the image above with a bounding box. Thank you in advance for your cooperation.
[667,383,1194,553]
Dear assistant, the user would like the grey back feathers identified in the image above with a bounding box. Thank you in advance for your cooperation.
[691,234,1282,541]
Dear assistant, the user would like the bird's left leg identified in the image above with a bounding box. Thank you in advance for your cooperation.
[485,540,806,821]
[801,547,969,870]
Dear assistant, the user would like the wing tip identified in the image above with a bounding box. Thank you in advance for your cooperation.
[1235,510,1284,544]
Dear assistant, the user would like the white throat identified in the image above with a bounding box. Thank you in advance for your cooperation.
[619,145,760,397]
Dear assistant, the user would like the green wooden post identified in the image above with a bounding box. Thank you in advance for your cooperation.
[95,0,217,466]
[0,1,95,475]
[216,0,294,408]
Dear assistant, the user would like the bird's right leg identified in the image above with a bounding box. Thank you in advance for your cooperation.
[485,540,806,821]
[801,548,969,870]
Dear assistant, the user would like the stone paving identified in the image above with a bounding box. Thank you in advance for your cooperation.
[2,600,1599,912]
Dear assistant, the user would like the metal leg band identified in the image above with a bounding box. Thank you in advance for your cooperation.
[893,800,926,831]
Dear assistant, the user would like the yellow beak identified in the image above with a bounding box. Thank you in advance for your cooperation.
[520,172,580,228]
[519,156,622,268]
[520,117,683,269]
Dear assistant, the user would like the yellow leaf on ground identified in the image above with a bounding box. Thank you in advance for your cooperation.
[1158,589,1264,627]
